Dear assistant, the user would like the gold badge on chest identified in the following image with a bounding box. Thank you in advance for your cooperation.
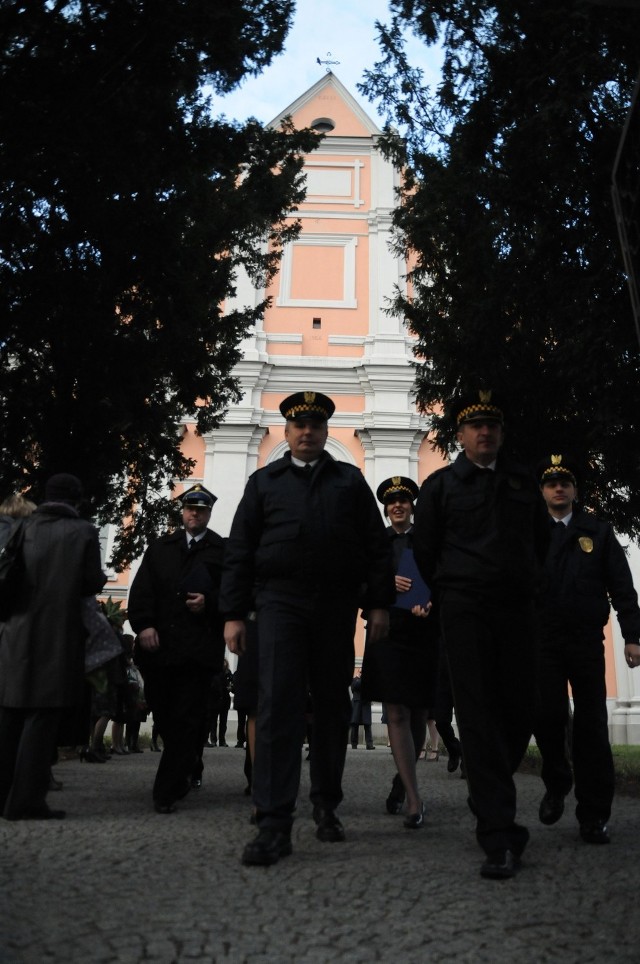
[578,536,594,553]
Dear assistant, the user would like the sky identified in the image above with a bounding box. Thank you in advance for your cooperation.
[212,0,442,126]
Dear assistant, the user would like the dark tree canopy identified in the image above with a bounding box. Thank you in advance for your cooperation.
[362,0,640,536]
[0,0,318,566]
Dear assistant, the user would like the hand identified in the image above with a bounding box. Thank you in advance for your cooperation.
[395,575,412,593]
[138,627,159,652]
[225,620,247,655]
[185,591,205,613]
[366,608,389,643]
[625,643,640,668]
[411,600,433,618]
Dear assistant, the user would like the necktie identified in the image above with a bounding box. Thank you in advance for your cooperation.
[549,519,567,554]
[189,538,197,551]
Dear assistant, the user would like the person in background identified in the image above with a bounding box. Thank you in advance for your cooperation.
[125,637,148,753]
[208,658,233,747]
[0,473,105,819]
[128,484,225,813]
[349,668,375,749]
[534,453,640,844]
[0,494,37,538]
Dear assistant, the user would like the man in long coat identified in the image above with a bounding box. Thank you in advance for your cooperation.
[0,473,105,820]
[128,484,225,813]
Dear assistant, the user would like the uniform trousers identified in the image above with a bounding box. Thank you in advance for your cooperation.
[440,594,535,856]
[141,662,213,805]
[253,588,357,831]
[534,628,614,824]
[0,707,63,819]
[433,650,462,761]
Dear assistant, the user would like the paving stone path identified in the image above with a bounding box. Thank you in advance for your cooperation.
[1,744,638,962]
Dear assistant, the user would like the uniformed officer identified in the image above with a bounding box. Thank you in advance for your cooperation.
[128,484,225,813]
[413,390,549,879]
[534,454,640,844]
[220,390,394,866]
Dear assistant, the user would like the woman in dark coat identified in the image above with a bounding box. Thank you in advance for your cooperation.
[0,474,105,820]
[361,477,439,828]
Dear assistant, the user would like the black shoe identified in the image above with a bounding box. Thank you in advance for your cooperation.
[313,807,346,842]
[385,773,405,815]
[539,790,565,826]
[447,748,461,773]
[580,820,610,844]
[219,741,228,747]
[241,828,292,866]
[80,747,107,763]
[403,802,425,829]
[154,801,177,814]
[510,824,530,858]
[366,744,376,750]
[235,741,245,748]
[480,849,519,880]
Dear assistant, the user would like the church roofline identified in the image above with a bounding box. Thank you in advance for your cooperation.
[266,71,382,136]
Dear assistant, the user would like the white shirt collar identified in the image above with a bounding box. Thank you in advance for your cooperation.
[554,512,572,526]
[186,531,206,546]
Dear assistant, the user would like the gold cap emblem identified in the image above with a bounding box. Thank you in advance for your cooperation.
[551,455,562,466]
[304,391,316,403]
[392,476,401,485]
[479,389,492,403]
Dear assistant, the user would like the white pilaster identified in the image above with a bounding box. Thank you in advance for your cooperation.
[609,540,640,744]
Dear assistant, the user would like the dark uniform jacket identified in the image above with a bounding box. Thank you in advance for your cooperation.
[413,451,549,603]
[540,507,640,642]
[220,451,395,618]
[128,528,225,669]
[0,503,105,708]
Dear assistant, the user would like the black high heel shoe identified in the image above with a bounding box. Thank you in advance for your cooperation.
[403,802,425,829]
[79,746,106,763]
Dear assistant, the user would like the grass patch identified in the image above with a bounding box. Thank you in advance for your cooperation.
[519,745,640,798]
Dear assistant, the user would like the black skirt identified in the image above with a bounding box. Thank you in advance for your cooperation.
[361,609,439,708]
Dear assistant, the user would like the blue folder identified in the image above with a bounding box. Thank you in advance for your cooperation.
[393,548,431,611]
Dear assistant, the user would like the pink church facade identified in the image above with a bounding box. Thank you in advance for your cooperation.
[104,73,640,742]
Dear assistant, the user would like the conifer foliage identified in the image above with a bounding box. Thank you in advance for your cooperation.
[0,1,317,565]
[362,0,640,534]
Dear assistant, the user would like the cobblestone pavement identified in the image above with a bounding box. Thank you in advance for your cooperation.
[0,744,638,963]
